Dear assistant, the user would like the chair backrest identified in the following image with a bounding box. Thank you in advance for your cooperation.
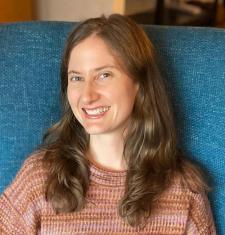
[0,22,224,234]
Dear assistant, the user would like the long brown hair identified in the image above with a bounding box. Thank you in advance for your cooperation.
[42,14,207,227]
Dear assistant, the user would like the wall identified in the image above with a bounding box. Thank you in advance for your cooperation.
[34,0,114,21]
[1,0,221,22]
[34,0,155,21]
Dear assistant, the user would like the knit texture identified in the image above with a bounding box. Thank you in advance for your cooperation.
[0,153,216,235]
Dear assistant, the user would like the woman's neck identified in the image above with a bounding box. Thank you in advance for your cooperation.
[87,132,127,171]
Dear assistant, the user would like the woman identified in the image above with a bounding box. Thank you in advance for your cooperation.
[0,14,216,234]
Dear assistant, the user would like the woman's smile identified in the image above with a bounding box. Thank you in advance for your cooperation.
[82,106,111,119]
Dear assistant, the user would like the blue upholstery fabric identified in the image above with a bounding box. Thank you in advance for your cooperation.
[0,22,224,234]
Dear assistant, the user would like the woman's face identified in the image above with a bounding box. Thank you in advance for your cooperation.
[67,35,139,136]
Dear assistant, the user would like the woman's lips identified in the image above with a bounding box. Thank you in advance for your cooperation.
[82,106,110,119]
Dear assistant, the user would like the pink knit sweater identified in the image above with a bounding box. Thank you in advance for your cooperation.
[0,152,216,234]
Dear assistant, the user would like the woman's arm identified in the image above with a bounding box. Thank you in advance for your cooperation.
[0,153,44,235]
[185,192,216,234]
[0,194,32,235]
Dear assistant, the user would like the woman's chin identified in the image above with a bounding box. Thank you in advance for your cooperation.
[83,126,109,135]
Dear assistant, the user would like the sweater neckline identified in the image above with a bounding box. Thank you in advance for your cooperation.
[89,161,127,187]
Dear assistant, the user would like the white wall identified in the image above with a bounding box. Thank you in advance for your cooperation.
[34,0,155,21]
[35,0,114,21]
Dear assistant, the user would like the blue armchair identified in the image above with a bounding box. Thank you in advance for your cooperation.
[0,22,224,234]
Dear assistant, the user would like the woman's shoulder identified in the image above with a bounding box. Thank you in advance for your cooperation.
[3,151,48,199]
[165,171,205,196]
[160,157,210,206]
[157,171,208,217]
[164,153,208,192]
[16,151,47,180]
[0,151,51,234]
[22,150,46,171]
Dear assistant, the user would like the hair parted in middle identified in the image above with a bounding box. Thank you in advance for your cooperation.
[42,14,207,227]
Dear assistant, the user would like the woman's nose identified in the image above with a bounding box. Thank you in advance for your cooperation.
[81,82,99,104]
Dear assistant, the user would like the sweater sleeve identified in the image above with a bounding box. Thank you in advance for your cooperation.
[185,191,217,234]
[0,194,30,235]
[0,154,45,235]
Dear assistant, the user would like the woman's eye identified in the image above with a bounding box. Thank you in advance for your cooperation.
[99,72,111,80]
[70,76,82,82]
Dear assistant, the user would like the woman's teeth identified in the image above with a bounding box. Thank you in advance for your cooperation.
[84,106,110,115]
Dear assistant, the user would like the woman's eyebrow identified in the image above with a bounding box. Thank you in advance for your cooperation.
[93,65,117,71]
[68,70,80,75]
[68,65,118,75]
